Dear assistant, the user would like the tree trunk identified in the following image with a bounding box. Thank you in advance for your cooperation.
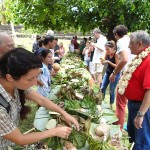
[106,27,116,42]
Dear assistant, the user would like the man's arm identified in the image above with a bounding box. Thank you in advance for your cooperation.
[113,50,128,74]
[91,42,104,52]
[134,89,150,129]
[109,50,128,82]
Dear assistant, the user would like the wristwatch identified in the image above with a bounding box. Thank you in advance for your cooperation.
[112,70,116,75]
[137,111,144,117]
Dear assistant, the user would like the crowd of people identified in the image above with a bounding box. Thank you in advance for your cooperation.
[67,26,150,150]
[0,24,150,150]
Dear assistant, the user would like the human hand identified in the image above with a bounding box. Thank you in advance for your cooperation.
[52,126,72,139]
[51,69,58,76]
[63,113,79,131]
[134,116,143,129]
[109,73,116,82]
[90,42,95,46]
[55,50,60,54]
[102,60,109,64]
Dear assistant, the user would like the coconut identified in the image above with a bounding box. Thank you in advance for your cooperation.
[52,63,60,72]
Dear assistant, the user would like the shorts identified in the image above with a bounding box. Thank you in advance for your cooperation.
[95,63,104,73]
[89,62,104,74]
[89,62,95,75]
[84,59,90,67]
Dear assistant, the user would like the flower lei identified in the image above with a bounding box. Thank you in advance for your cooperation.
[118,46,150,95]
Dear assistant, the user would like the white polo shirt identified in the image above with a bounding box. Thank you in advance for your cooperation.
[92,35,107,63]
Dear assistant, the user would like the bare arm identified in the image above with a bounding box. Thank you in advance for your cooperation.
[107,61,117,68]
[91,43,104,52]
[113,51,128,74]
[82,47,87,55]
[4,126,72,146]
[109,50,128,82]
[139,90,150,115]
[26,90,69,116]
[37,79,44,86]
[101,53,119,68]
[134,90,150,129]
[25,90,79,130]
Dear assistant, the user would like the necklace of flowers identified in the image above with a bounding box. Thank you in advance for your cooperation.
[118,46,150,95]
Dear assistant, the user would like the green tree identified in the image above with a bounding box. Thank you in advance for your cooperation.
[4,0,150,39]
[0,0,7,24]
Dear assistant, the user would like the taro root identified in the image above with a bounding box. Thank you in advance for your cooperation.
[95,123,110,137]
[65,141,77,150]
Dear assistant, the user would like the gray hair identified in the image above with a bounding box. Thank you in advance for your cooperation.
[93,28,101,34]
[130,30,150,46]
[0,32,11,45]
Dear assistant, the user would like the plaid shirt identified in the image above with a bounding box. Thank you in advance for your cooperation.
[0,84,31,150]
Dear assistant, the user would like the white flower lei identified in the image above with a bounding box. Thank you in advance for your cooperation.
[118,47,150,95]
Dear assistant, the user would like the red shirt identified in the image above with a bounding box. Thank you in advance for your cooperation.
[125,53,150,101]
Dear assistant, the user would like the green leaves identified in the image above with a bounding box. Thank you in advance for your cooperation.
[69,130,87,149]
[4,0,150,37]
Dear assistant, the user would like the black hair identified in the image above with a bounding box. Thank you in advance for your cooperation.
[38,39,44,48]
[40,49,52,59]
[54,37,58,41]
[43,35,54,45]
[36,35,41,41]
[88,37,92,41]
[0,48,42,120]
[0,47,42,80]
[113,25,128,37]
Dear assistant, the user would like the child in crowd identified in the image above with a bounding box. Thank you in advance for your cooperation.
[59,42,65,59]
[36,49,53,97]
[82,41,91,69]
[69,40,75,52]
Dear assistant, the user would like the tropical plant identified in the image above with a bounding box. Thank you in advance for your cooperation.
[4,0,150,39]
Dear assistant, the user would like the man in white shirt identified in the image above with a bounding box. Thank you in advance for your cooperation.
[109,25,133,130]
[91,28,107,86]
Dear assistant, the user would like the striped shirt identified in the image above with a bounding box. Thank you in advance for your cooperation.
[0,84,31,150]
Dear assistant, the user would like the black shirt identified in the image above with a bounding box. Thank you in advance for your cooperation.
[106,54,116,75]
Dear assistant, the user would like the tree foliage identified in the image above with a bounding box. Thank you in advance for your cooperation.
[4,0,150,39]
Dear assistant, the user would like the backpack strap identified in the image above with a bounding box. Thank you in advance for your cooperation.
[0,94,10,113]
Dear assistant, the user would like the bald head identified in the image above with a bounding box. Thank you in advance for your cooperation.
[0,33,15,57]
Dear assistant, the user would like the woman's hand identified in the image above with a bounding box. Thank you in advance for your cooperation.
[102,60,109,64]
[63,113,79,131]
[52,126,72,139]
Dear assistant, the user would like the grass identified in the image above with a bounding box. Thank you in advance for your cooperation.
[19,101,38,133]
[14,37,71,52]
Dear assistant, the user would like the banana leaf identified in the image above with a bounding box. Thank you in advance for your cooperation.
[65,100,81,110]
[109,125,122,137]
[69,130,87,149]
